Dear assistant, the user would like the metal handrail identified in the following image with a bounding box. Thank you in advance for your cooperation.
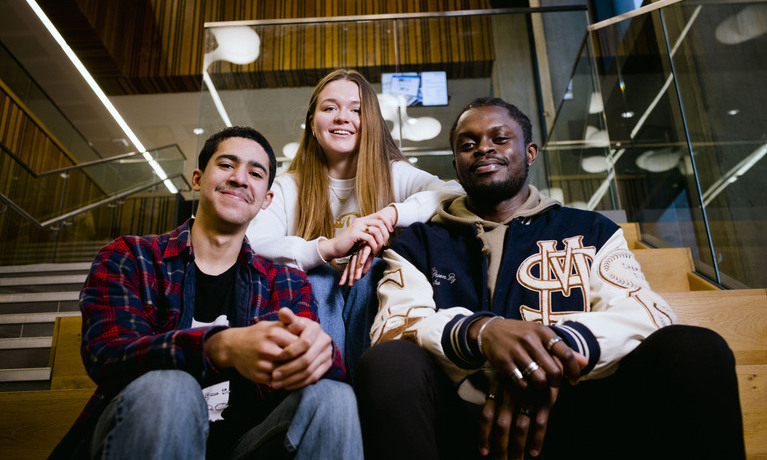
[0,173,188,229]
[0,142,183,179]
[205,6,588,28]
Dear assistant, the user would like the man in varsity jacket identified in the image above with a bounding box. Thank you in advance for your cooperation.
[354,98,744,460]
[51,126,362,459]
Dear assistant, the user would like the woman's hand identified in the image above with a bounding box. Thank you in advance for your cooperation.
[334,206,398,286]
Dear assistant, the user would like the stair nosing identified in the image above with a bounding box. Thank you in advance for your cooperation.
[0,262,92,274]
[0,367,52,382]
[0,337,52,349]
[0,311,81,324]
[0,291,81,303]
[0,274,87,287]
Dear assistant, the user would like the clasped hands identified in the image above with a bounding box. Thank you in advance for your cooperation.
[317,205,398,286]
[204,307,333,391]
[473,318,588,459]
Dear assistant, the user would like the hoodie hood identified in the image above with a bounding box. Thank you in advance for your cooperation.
[432,185,561,229]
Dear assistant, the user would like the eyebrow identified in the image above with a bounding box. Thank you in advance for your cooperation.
[456,124,513,138]
[319,97,361,105]
[217,153,268,173]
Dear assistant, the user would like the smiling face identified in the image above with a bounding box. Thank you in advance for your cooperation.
[192,136,273,232]
[310,79,362,162]
[452,105,538,207]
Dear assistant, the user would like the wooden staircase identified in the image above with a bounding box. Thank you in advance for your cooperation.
[0,223,765,459]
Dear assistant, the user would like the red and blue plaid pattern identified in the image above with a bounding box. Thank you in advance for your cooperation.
[51,219,344,458]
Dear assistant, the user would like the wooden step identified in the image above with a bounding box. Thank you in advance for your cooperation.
[0,388,92,460]
[633,247,719,292]
[666,289,767,459]
[49,316,93,391]
[664,289,767,366]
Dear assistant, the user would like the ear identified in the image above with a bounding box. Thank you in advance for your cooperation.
[260,190,274,211]
[308,114,315,137]
[191,169,203,191]
[526,143,539,166]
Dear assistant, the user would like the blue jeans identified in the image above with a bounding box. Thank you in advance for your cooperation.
[308,259,385,378]
[91,370,362,459]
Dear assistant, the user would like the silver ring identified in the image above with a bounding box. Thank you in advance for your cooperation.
[486,393,497,401]
[545,336,563,351]
[523,361,540,377]
[511,367,524,382]
[519,407,532,417]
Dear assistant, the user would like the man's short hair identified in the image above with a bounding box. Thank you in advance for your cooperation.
[198,126,278,189]
[449,97,534,149]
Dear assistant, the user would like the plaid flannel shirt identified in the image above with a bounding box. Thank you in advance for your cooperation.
[51,219,344,458]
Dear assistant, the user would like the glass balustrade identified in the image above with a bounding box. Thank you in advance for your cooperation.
[0,143,189,264]
[540,0,767,288]
[200,8,589,190]
[198,4,767,288]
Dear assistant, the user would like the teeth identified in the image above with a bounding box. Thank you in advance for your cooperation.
[331,130,352,135]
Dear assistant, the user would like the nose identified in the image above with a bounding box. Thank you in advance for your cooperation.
[475,137,495,156]
[334,109,351,123]
[227,165,248,187]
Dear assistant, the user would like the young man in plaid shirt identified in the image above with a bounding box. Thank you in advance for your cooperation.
[51,126,362,459]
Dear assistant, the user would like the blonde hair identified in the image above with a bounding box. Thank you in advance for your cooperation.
[287,69,406,240]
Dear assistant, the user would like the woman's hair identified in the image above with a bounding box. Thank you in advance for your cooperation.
[287,69,406,240]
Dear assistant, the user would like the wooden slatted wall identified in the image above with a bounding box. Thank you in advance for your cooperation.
[39,0,493,94]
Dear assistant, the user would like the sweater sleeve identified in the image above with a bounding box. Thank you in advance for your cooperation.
[389,161,464,227]
[246,174,326,271]
[549,228,677,379]
[372,248,479,383]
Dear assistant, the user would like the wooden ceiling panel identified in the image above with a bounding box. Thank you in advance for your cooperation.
[39,0,494,94]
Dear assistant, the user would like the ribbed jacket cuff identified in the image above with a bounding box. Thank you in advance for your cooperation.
[549,321,601,375]
[442,312,496,369]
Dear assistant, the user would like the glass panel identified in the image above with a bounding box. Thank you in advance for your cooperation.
[200,10,588,185]
[0,144,187,224]
[199,20,400,175]
[0,41,100,164]
[540,35,616,210]
[662,0,767,287]
[588,8,718,278]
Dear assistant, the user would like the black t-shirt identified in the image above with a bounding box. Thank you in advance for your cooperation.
[194,262,237,323]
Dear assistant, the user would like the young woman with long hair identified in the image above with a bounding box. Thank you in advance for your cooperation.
[246,69,463,374]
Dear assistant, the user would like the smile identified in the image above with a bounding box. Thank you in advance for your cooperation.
[470,159,507,174]
[330,129,353,135]
[218,188,253,204]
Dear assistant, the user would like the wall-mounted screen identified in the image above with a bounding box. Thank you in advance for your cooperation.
[382,71,448,106]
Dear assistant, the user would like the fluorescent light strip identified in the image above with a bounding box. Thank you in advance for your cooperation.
[26,0,176,193]
[203,71,233,127]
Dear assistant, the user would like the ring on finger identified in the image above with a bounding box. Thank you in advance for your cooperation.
[510,367,524,383]
[518,407,532,417]
[523,361,540,377]
[545,336,563,351]
[486,393,497,401]
[364,225,370,233]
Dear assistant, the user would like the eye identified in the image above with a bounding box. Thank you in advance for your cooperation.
[218,162,234,169]
[459,140,476,151]
[249,170,264,179]
[494,136,510,144]
[321,105,337,112]
[352,108,361,114]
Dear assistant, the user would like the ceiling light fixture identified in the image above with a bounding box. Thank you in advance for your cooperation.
[25,0,177,193]
[203,26,261,128]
